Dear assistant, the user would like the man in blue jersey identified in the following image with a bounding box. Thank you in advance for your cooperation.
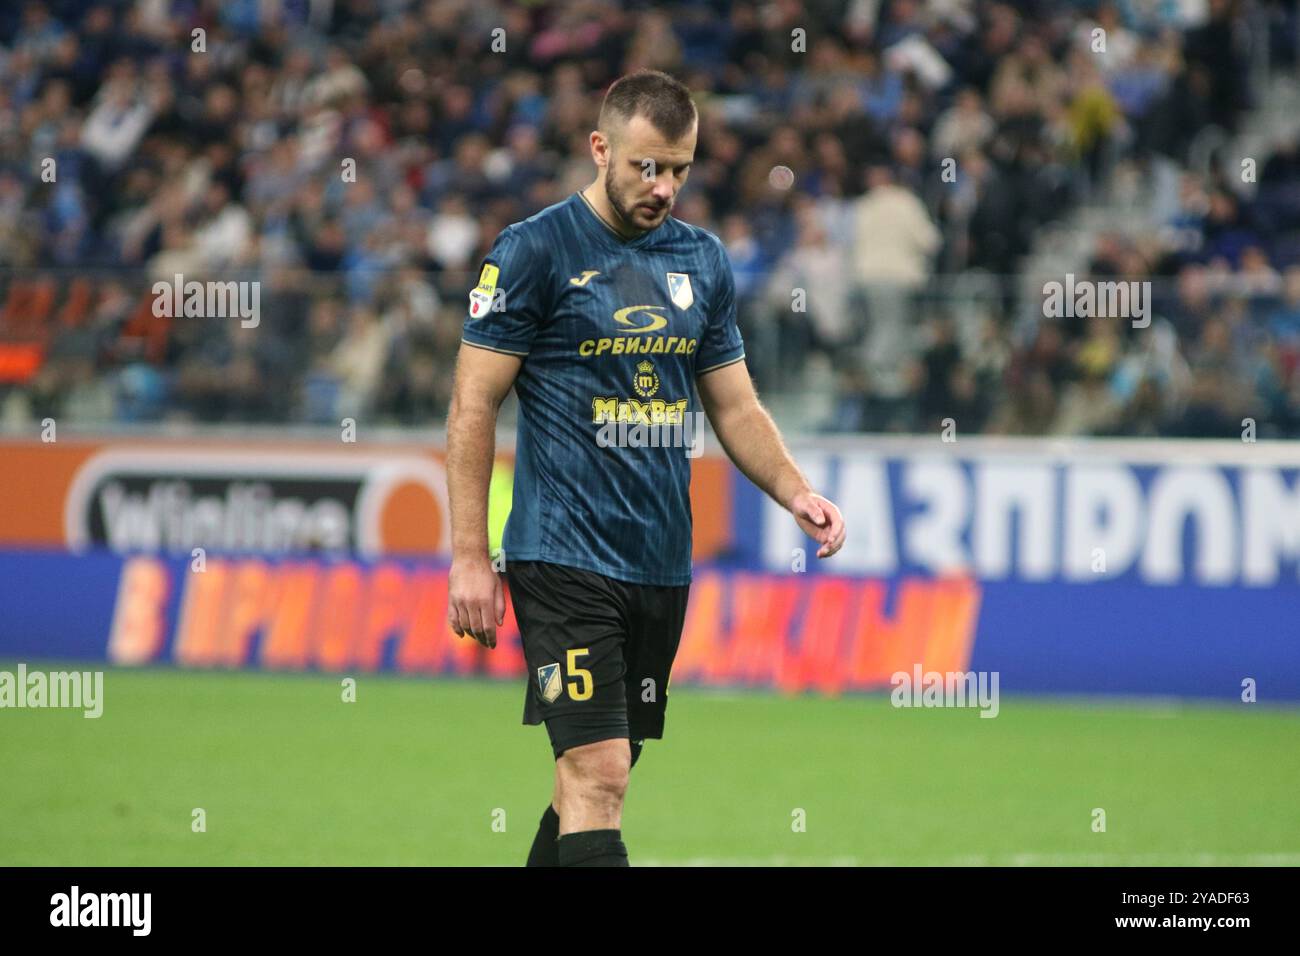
[445,70,846,867]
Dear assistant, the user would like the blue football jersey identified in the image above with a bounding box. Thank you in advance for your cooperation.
[462,191,745,585]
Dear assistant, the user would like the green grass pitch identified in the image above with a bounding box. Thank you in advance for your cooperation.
[2,662,1298,866]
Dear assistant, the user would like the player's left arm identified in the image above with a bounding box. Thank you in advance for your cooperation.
[696,360,846,559]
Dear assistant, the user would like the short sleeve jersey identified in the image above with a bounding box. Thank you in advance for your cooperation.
[462,192,745,585]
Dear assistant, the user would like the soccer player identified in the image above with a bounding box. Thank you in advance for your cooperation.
[445,70,846,867]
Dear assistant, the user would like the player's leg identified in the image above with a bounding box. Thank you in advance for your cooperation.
[530,577,684,867]
[525,776,562,867]
[542,710,634,865]
[556,738,629,831]
[528,736,642,865]
[553,737,631,865]
[507,560,633,866]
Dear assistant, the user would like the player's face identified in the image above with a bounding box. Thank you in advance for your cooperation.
[604,115,696,234]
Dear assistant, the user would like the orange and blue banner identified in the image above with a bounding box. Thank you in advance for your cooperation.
[1,435,1298,699]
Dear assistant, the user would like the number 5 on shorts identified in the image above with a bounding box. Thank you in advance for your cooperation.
[567,648,593,701]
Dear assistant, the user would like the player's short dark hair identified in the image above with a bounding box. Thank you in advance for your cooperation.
[598,70,698,146]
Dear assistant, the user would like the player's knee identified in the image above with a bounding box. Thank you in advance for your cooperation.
[582,772,627,815]
[558,739,630,806]
[569,752,630,799]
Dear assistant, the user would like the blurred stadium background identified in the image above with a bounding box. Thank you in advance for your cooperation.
[1,0,1299,866]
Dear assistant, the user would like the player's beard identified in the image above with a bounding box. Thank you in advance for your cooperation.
[604,163,670,234]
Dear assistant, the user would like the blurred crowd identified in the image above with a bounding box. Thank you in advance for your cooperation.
[1,0,1298,437]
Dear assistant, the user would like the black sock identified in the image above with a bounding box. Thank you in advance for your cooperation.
[525,804,560,867]
[557,829,628,867]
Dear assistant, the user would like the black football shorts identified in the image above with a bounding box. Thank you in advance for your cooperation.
[505,560,691,759]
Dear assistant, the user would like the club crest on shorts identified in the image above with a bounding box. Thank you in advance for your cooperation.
[667,272,693,310]
[537,663,563,703]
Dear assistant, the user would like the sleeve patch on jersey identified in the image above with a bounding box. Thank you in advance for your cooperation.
[468,287,493,318]
[476,263,500,295]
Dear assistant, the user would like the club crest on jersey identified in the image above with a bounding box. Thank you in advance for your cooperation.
[667,272,693,310]
[537,663,563,703]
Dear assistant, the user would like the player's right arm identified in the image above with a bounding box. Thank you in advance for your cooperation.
[446,226,550,649]
[446,342,521,649]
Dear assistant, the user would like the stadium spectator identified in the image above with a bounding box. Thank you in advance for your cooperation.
[0,0,1292,440]
[850,164,941,401]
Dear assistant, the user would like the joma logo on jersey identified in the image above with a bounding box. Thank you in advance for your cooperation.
[593,397,690,425]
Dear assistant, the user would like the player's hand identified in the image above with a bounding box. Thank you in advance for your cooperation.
[790,491,846,559]
[448,557,506,649]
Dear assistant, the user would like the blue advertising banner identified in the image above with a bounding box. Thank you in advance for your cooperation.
[1,437,1296,700]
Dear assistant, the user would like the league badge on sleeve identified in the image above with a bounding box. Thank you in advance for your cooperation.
[469,263,499,318]
[667,272,693,310]
[469,288,491,317]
